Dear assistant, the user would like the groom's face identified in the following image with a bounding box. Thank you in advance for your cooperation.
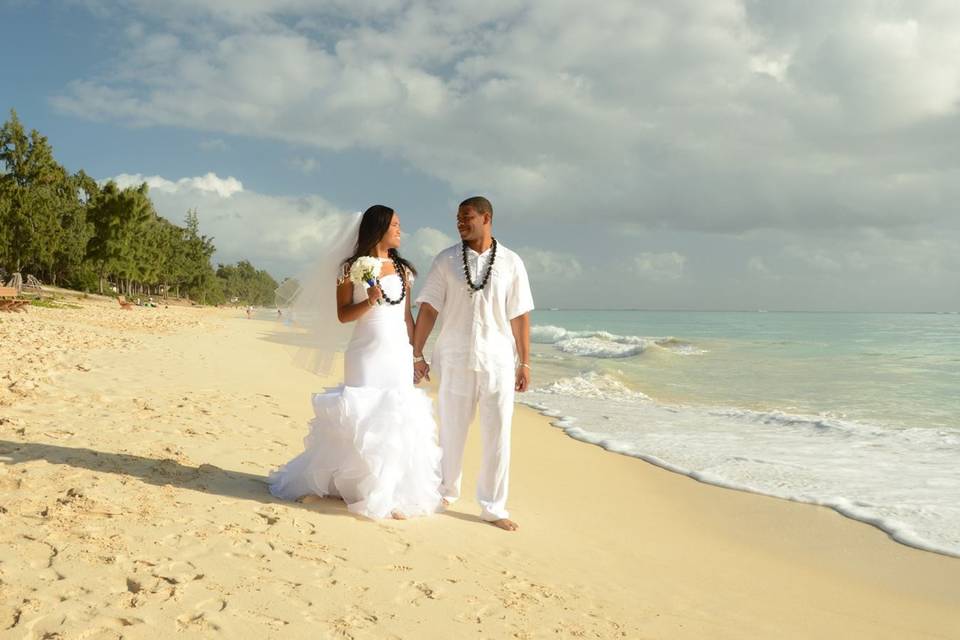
[457,205,488,242]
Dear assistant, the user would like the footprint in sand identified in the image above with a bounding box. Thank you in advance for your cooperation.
[121,575,175,605]
[399,580,440,606]
[12,535,59,569]
[414,582,438,600]
[375,525,413,555]
[151,560,205,585]
[77,629,125,640]
[255,510,281,525]
[238,610,290,631]
[326,606,379,637]
[195,598,228,614]
[92,616,145,630]
[125,577,143,594]
[454,603,491,625]
[176,611,221,632]
[496,574,564,613]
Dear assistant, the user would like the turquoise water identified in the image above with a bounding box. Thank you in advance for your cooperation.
[524,311,960,556]
[529,311,960,429]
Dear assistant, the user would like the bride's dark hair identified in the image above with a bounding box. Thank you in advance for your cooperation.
[344,204,417,277]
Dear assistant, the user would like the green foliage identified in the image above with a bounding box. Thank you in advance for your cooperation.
[216,260,279,306]
[65,261,101,293]
[0,109,278,305]
[0,109,70,277]
[30,298,82,309]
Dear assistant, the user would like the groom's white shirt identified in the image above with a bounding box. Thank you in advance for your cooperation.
[416,241,533,520]
[416,242,534,386]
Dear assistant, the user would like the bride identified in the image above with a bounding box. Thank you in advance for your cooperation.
[269,205,443,519]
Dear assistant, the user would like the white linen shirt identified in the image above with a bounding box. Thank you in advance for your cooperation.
[416,242,534,387]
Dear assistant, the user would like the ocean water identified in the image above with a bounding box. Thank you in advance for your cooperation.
[521,311,960,557]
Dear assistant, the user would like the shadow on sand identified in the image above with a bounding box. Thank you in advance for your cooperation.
[0,439,360,519]
[0,440,485,524]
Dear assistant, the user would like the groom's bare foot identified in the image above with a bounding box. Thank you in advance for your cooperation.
[491,518,519,531]
[391,510,407,520]
[440,498,450,508]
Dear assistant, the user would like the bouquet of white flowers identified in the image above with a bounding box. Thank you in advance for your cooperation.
[349,256,382,289]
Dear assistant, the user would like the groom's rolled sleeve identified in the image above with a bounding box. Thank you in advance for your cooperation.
[507,258,534,319]
[415,255,446,313]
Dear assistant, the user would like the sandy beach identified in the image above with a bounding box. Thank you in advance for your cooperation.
[1,297,959,639]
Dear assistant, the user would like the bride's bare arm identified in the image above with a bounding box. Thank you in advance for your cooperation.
[337,279,381,323]
[412,303,437,356]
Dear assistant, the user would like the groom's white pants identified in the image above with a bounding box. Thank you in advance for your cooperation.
[438,368,515,521]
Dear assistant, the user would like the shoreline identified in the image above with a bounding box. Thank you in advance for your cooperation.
[2,299,959,638]
[527,313,960,561]
[520,396,960,561]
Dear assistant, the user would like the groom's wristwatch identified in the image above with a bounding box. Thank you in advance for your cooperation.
[413,355,426,364]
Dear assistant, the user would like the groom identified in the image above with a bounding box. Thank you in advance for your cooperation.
[412,196,533,531]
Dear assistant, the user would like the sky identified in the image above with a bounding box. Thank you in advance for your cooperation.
[2,0,959,311]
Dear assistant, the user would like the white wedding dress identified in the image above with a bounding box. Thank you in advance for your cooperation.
[269,269,443,518]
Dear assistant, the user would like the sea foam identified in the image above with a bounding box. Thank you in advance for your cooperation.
[531,325,705,358]
[521,372,960,558]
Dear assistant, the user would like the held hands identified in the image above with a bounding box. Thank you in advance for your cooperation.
[413,359,431,385]
[515,364,530,392]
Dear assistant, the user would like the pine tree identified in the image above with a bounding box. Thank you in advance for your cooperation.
[86,181,153,294]
[0,109,64,276]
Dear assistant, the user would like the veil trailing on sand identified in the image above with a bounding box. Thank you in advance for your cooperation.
[275,212,362,376]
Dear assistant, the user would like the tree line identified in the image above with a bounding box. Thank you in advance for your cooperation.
[0,109,277,306]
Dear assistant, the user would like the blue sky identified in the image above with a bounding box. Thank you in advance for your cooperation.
[1,3,453,209]
[2,1,959,310]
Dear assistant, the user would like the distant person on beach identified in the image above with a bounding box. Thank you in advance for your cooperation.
[245,305,253,319]
[269,205,442,520]
[412,196,533,531]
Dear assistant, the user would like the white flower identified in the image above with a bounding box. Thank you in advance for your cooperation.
[349,256,382,286]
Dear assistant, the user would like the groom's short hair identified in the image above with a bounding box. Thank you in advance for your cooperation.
[459,196,493,220]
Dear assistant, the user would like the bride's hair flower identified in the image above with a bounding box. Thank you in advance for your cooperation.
[349,256,382,286]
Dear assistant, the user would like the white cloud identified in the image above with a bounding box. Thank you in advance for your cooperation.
[781,230,960,280]
[55,1,960,235]
[632,252,686,282]
[517,247,583,280]
[111,172,244,198]
[403,227,454,273]
[35,2,960,310]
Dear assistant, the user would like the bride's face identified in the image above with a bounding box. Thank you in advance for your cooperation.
[382,213,402,249]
